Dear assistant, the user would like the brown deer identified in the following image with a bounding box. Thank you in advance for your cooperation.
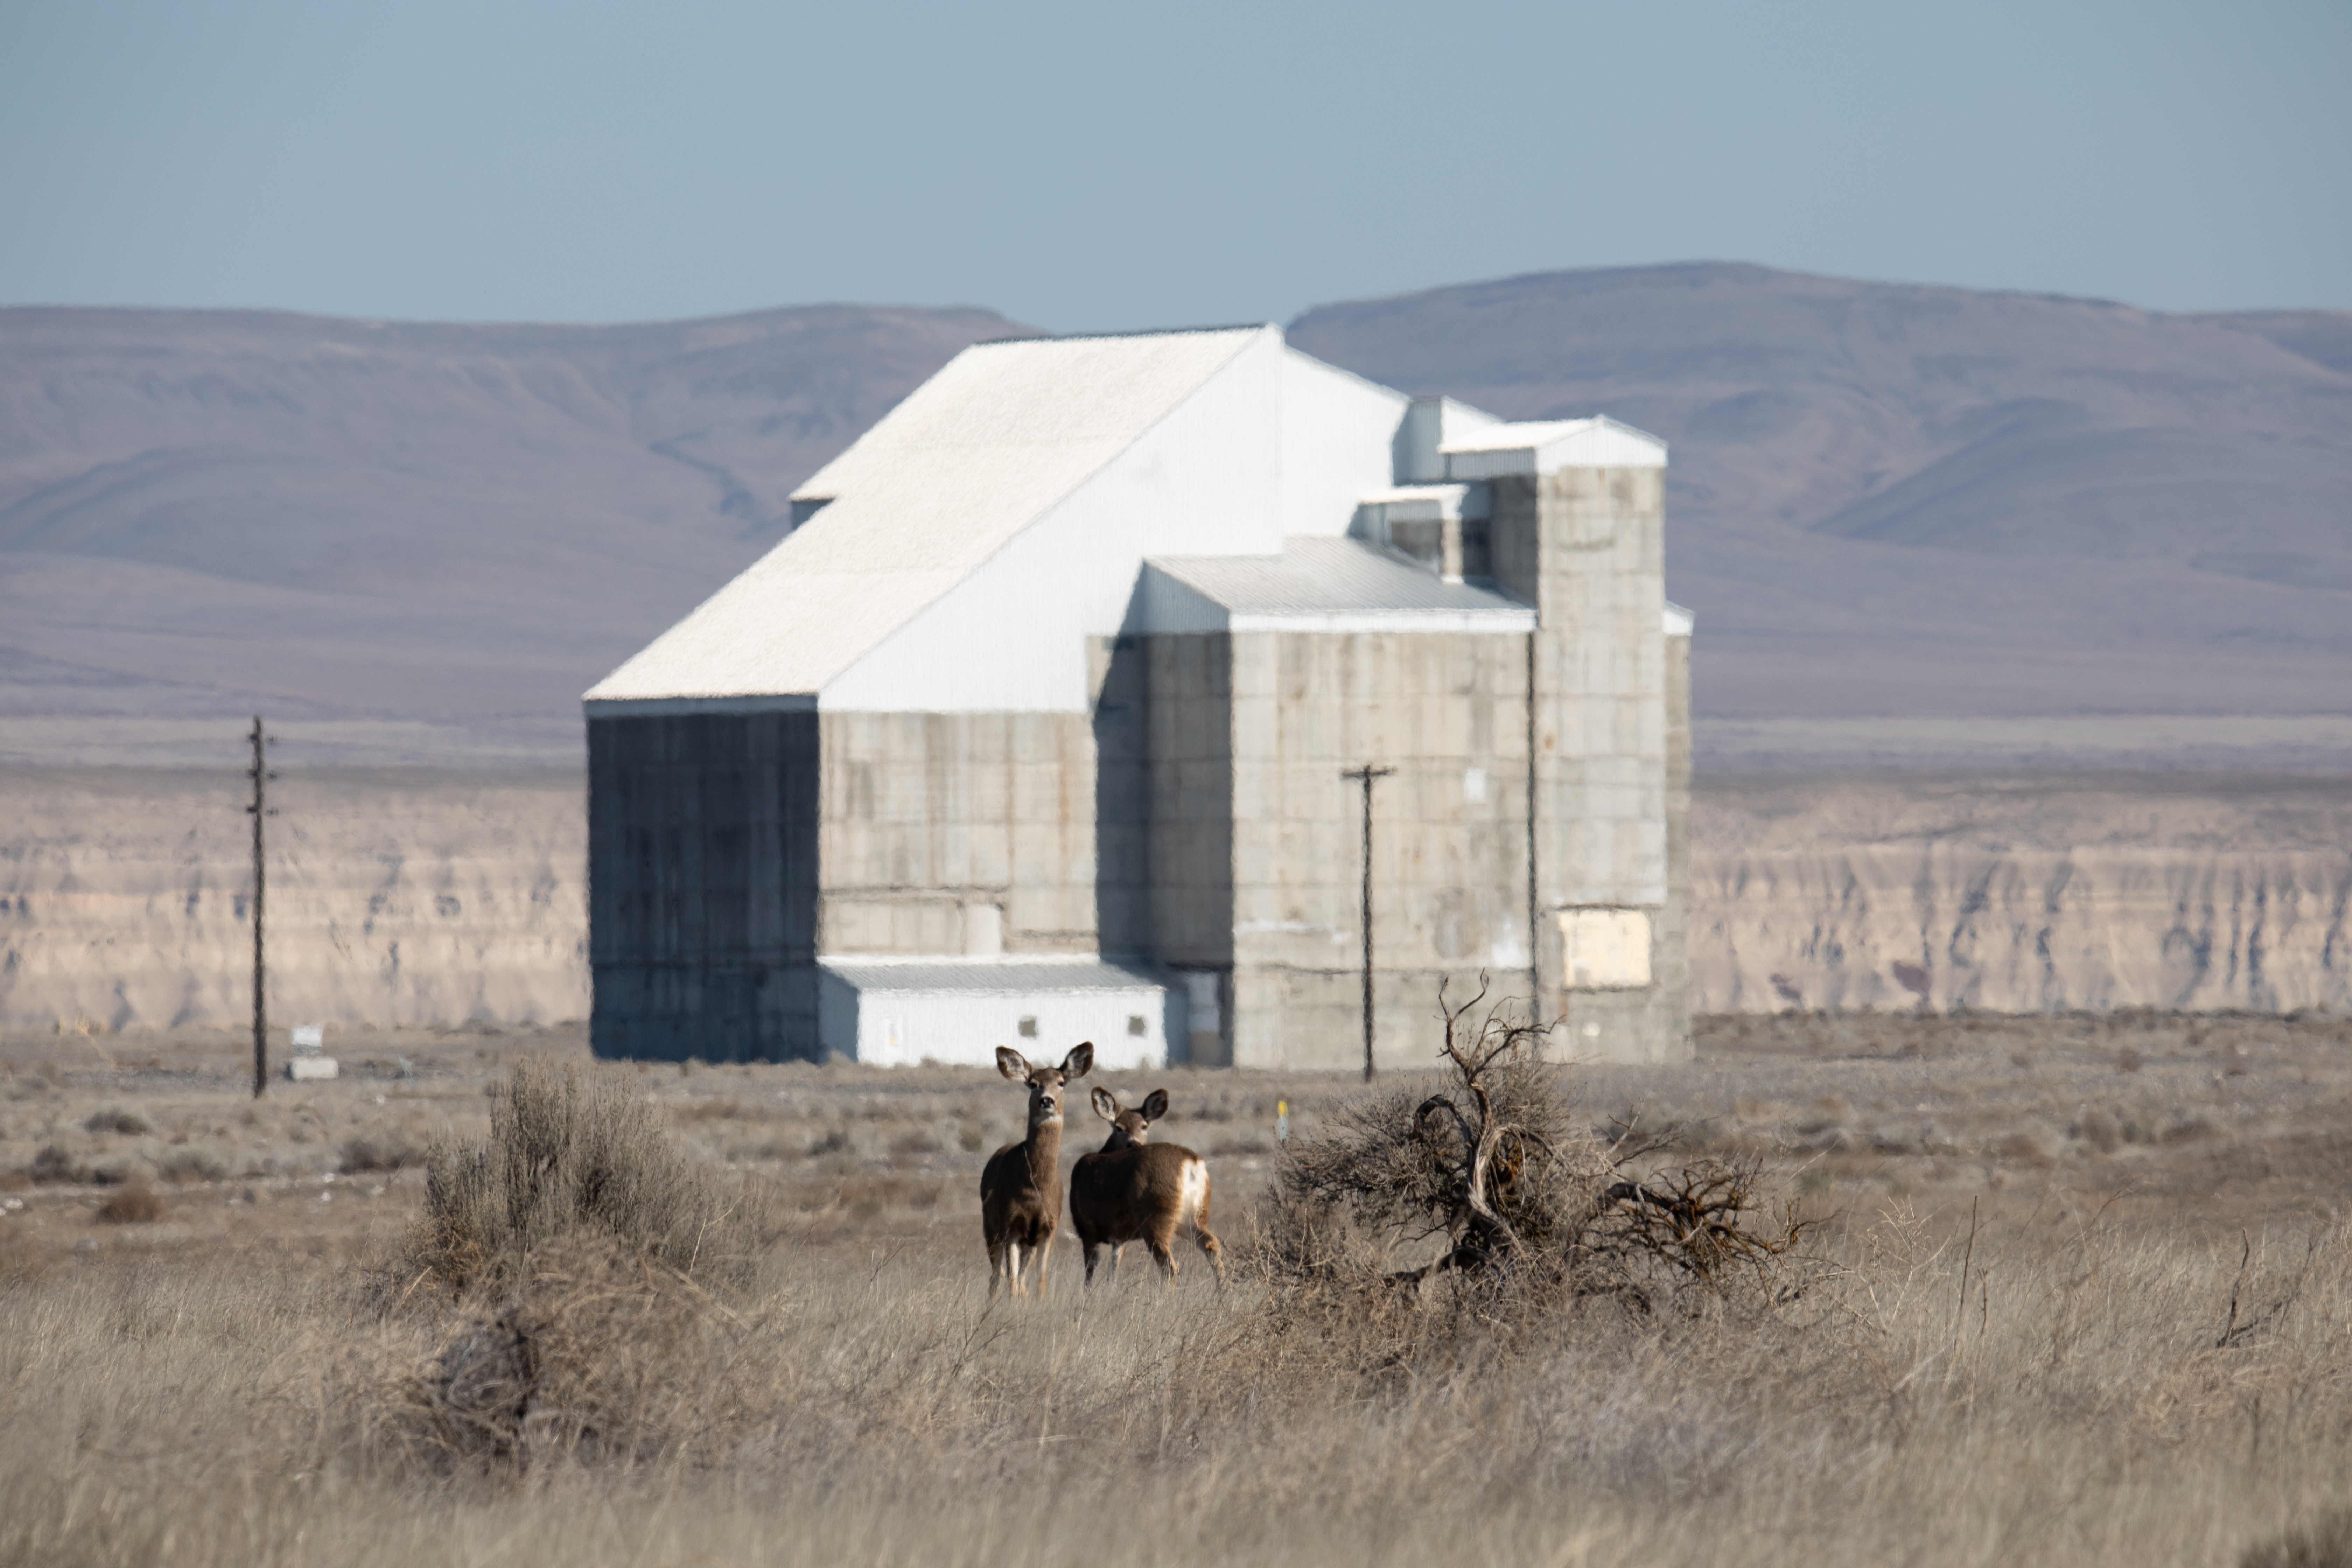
[1068,1087,1225,1288]
[979,1042,1092,1299]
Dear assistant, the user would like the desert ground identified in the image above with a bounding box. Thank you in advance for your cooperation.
[6,1009,2351,1567]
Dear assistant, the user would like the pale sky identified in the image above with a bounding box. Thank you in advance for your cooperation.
[2,0,2345,330]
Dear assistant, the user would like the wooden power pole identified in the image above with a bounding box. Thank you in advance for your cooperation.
[246,718,273,1098]
[1342,764,1395,1082]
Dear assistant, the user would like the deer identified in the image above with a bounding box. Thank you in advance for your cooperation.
[1068,1087,1225,1289]
[979,1041,1092,1299]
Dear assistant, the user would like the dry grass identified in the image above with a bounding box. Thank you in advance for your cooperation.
[6,1196,2352,1566]
[6,1014,2352,1564]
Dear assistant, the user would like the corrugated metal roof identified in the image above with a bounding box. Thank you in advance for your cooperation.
[822,956,1168,995]
[584,327,1272,706]
[1141,536,1535,634]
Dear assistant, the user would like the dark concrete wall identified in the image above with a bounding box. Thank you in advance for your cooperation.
[1146,635,1237,973]
[1093,635,1153,958]
[588,710,820,1060]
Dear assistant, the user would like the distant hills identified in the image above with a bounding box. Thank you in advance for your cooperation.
[0,304,1030,761]
[4,264,2348,766]
[1290,264,2352,729]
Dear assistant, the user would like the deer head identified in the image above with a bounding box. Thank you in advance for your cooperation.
[1090,1086,1169,1150]
[996,1042,1094,1134]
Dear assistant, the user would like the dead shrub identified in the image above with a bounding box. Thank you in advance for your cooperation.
[412,1059,751,1291]
[157,1147,230,1184]
[1996,1132,2054,1169]
[2242,1511,2352,1568]
[371,1237,770,1475]
[97,1178,166,1224]
[1262,980,1807,1332]
[341,1132,427,1174]
[84,1107,151,1136]
[2078,1108,2124,1154]
[28,1146,91,1185]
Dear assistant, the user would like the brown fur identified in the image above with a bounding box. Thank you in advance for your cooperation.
[1068,1087,1224,1288]
[978,1042,1092,1299]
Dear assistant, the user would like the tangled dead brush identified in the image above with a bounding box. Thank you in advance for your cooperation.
[412,1058,752,1292]
[364,1236,774,1476]
[1264,980,1809,1329]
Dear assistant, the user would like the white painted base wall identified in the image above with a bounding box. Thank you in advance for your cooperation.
[817,962,1170,1069]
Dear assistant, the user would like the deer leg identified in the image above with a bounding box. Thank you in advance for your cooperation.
[987,1239,1007,1300]
[1192,1222,1226,1288]
[1032,1229,1053,1300]
[1007,1240,1027,1298]
[1082,1237,1102,1288]
[1146,1232,1177,1283]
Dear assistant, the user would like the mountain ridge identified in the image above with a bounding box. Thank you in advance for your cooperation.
[5,263,2347,764]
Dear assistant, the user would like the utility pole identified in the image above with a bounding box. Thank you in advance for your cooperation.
[246,718,274,1098]
[1342,764,1395,1082]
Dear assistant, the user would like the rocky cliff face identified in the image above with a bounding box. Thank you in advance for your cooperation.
[1694,774,2352,1013]
[0,769,586,1033]
[5,768,2347,1033]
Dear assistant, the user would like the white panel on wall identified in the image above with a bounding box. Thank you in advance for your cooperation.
[1560,908,1654,989]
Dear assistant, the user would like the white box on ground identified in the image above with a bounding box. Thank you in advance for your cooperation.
[290,1024,324,1054]
[286,1056,338,1081]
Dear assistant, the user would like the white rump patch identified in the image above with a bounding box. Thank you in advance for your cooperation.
[1178,1160,1210,1222]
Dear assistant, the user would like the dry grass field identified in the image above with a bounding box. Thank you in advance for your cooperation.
[5,1009,2352,1567]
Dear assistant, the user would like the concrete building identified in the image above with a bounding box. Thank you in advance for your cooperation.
[584,325,1692,1069]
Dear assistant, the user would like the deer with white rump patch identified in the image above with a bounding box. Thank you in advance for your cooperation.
[979,1042,1092,1299]
[1068,1087,1225,1288]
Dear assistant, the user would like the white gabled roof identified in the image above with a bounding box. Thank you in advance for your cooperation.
[1441,414,1667,478]
[586,326,1271,706]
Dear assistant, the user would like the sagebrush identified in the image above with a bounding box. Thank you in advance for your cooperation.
[413,1058,751,1290]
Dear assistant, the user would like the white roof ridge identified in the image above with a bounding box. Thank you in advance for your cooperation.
[797,325,1277,676]
[585,326,1278,705]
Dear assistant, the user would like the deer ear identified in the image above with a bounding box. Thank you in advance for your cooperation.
[1061,1041,1094,1080]
[1091,1086,1119,1121]
[1141,1088,1170,1123]
[996,1047,1031,1081]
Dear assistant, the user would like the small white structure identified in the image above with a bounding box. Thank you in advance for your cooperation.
[286,1022,337,1079]
[818,957,1169,1069]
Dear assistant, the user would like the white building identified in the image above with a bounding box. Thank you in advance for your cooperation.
[586,325,1691,1068]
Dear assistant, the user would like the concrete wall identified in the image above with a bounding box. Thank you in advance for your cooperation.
[588,711,819,1061]
[1144,634,1236,1063]
[1492,465,1686,1063]
[816,711,1101,957]
[1142,628,1540,1070]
